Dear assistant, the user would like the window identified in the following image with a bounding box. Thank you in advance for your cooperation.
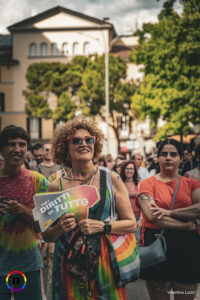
[83,42,90,55]
[29,43,37,56]
[119,115,129,138]
[40,42,48,56]
[62,42,69,55]
[27,117,41,139]
[73,42,80,55]
[0,93,5,111]
[51,43,58,56]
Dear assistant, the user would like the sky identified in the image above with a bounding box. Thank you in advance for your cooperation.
[0,0,173,35]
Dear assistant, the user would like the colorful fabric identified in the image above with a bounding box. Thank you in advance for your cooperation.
[0,168,49,275]
[106,232,140,287]
[52,187,127,300]
[136,175,200,229]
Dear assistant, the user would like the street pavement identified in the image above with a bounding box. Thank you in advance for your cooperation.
[126,280,200,300]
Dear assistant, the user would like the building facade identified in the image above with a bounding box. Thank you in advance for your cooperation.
[0,5,155,156]
[0,6,116,138]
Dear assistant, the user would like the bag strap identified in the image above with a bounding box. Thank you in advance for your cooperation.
[160,175,181,235]
[169,175,181,210]
[92,168,106,220]
[36,164,42,174]
[58,177,62,191]
[99,166,116,218]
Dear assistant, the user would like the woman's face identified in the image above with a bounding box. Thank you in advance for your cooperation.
[158,144,181,172]
[124,163,135,179]
[67,129,95,164]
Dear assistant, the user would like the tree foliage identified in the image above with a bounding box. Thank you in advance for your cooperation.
[78,54,137,152]
[24,54,137,150]
[130,0,200,140]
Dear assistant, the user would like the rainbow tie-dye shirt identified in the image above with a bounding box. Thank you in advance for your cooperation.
[0,168,49,276]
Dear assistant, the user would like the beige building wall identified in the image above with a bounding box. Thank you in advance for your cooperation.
[1,113,26,128]
[42,119,54,140]
[35,12,100,29]
[9,12,110,138]
[0,65,14,111]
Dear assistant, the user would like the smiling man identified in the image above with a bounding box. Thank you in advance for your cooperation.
[0,125,49,300]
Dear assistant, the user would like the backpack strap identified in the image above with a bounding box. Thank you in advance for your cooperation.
[36,164,42,174]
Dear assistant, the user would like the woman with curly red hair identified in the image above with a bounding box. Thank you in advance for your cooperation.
[42,117,136,300]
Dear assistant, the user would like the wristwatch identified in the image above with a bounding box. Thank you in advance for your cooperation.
[103,220,112,234]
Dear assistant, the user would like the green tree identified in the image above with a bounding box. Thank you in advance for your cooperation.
[79,54,137,152]
[130,0,200,140]
[53,92,76,123]
[23,92,51,118]
[24,57,90,123]
[24,55,137,151]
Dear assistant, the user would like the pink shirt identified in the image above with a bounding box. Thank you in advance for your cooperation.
[125,184,140,218]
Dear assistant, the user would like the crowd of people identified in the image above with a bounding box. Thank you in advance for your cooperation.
[0,119,200,300]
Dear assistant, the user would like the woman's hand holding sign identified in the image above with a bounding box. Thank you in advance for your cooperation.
[58,213,76,232]
[78,219,104,235]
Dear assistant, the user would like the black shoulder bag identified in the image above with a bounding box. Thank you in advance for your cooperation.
[62,169,106,283]
[139,176,181,269]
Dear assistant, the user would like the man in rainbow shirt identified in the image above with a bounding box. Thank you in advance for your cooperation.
[0,125,49,300]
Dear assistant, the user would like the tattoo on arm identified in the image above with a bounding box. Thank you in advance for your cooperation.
[177,208,198,214]
[117,175,120,180]
[139,193,154,202]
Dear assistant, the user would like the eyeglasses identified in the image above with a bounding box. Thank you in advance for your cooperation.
[68,136,96,146]
[160,152,179,158]
[125,168,134,171]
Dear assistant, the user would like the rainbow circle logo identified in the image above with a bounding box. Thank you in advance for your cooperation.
[6,271,27,292]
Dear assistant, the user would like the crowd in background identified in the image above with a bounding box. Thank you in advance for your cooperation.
[1,131,200,300]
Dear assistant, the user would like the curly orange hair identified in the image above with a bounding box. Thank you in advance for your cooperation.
[51,117,104,167]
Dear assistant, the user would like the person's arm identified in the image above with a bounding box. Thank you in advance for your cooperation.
[151,188,200,221]
[4,199,41,233]
[109,171,137,234]
[139,193,197,230]
[42,180,76,242]
[171,188,200,221]
[78,172,137,235]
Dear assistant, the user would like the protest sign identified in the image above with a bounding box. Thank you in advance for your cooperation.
[33,185,100,232]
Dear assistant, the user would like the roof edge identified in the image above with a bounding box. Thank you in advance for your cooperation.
[7,6,113,32]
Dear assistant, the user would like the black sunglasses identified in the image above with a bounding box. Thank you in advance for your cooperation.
[68,136,96,146]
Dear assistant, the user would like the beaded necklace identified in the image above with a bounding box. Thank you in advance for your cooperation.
[62,166,98,187]
[71,167,97,188]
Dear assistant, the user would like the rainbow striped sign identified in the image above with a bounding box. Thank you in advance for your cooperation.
[33,185,100,232]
